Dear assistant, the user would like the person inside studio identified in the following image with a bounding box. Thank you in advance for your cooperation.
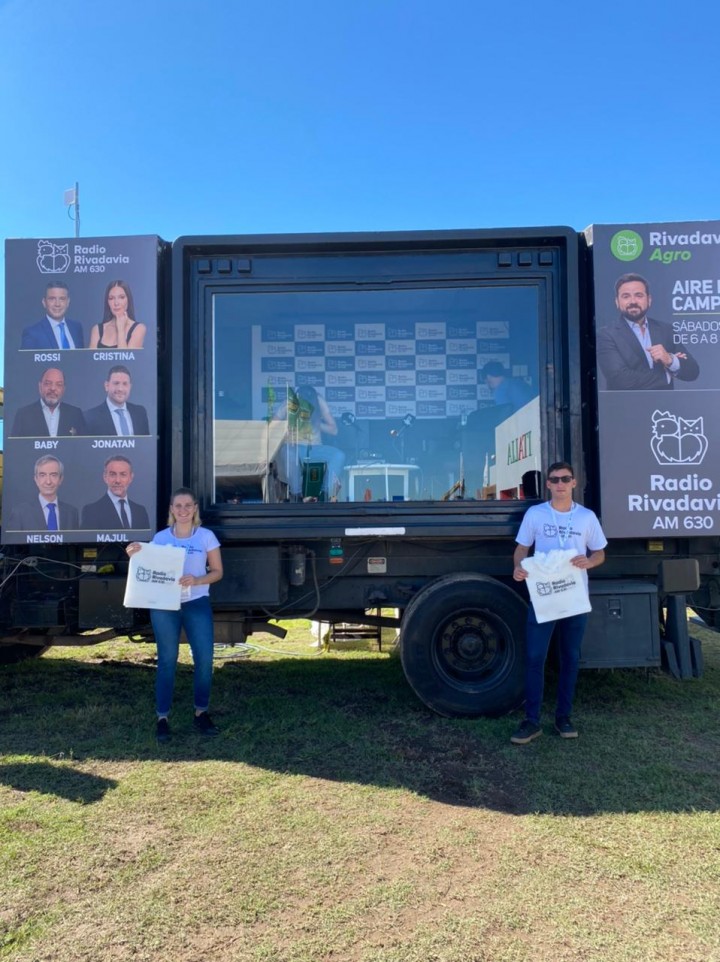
[462,363,534,495]
[480,361,534,414]
[275,384,346,500]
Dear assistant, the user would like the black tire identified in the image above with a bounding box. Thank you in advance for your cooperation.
[688,580,720,630]
[400,573,527,718]
[701,610,720,630]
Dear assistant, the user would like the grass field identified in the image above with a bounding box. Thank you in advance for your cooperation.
[1,621,719,962]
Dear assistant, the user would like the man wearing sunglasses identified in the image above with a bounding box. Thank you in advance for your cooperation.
[510,462,607,744]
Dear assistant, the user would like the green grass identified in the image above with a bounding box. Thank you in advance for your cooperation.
[1,621,719,961]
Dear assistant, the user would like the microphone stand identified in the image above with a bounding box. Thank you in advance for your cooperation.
[390,424,410,461]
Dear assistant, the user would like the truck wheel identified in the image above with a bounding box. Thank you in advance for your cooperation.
[400,573,527,718]
[689,580,720,630]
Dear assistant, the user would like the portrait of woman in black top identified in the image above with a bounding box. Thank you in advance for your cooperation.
[89,279,147,349]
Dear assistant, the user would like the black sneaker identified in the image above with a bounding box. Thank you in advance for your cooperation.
[555,717,578,739]
[193,711,219,736]
[510,719,542,745]
[156,717,171,744]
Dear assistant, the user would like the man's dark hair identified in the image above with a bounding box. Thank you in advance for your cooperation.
[547,461,574,478]
[45,281,69,294]
[481,361,508,379]
[103,455,133,469]
[296,384,319,404]
[107,365,132,379]
[614,273,650,296]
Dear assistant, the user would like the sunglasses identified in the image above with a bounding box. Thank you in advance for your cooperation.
[547,475,573,484]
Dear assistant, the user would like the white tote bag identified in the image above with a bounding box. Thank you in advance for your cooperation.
[521,548,592,624]
[123,542,186,611]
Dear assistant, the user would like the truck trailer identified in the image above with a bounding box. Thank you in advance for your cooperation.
[1,222,717,716]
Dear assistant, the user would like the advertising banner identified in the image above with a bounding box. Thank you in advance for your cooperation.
[589,221,720,537]
[2,235,159,545]
[494,396,541,494]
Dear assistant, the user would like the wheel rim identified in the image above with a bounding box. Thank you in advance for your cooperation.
[431,606,515,693]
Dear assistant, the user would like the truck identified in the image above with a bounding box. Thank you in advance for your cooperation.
[1,222,717,716]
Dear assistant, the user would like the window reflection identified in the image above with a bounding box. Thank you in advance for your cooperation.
[212,287,540,503]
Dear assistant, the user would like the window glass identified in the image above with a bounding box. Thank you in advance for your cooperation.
[212,285,540,503]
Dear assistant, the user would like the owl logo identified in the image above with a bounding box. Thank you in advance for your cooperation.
[135,566,152,583]
[36,240,70,274]
[650,410,708,465]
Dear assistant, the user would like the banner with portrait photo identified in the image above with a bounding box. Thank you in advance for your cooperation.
[2,235,160,545]
[588,221,720,538]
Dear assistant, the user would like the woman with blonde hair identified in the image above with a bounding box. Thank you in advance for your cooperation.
[126,487,223,743]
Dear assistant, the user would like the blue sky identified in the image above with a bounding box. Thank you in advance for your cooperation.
[1,0,719,360]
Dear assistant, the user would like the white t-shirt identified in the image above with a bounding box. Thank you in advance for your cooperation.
[516,501,607,591]
[152,525,220,602]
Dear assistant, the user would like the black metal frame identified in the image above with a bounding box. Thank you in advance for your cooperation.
[168,226,580,543]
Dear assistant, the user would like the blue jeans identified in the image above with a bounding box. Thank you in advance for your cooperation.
[151,595,214,717]
[524,608,588,724]
[285,443,346,497]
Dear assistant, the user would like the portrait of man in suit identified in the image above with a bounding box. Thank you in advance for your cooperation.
[81,455,150,531]
[83,365,150,436]
[10,367,87,438]
[20,282,85,350]
[5,455,79,531]
[597,273,700,390]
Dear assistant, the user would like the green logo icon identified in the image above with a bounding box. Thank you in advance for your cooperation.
[610,229,644,261]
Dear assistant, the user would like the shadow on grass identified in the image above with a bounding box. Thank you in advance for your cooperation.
[1,641,719,816]
[0,761,117,804]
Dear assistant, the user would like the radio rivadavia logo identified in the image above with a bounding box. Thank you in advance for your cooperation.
[36,240,70,274]
[610,229,643,262]
[651,410,708,466]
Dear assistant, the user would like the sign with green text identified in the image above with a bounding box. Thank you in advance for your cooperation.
[588,220,720,538]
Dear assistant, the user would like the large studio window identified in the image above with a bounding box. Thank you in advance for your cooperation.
[212,285,540,503]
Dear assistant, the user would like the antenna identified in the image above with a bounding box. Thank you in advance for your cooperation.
[64,182,80,237]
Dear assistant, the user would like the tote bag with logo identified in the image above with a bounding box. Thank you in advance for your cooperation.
[123,542,185,611]
[521,548,592,624]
